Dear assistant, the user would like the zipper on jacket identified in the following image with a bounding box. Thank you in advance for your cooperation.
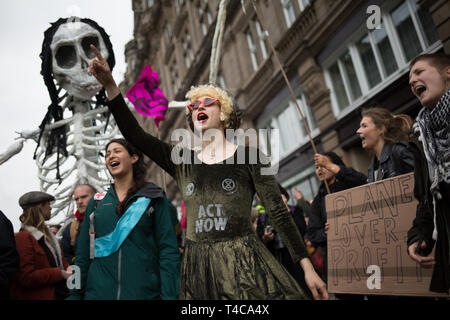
[117,248,122,300]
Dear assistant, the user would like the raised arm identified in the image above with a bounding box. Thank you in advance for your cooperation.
[88,45,176,176]
[314,153,367,187]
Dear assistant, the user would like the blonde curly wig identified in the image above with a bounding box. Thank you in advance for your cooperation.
[185,84,235,129]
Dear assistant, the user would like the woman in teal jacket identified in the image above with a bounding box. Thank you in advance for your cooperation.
[67,138,180,300]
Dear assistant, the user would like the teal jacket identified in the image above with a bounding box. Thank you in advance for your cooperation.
[67,183,180,300]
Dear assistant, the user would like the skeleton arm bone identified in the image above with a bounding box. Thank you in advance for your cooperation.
[0,127,44,165]
[0,140,24,165]
[168,101,188,109]
[15,129,40,142]
[1,112,80,166]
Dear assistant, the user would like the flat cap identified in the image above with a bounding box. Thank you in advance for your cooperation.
[19,191,55,209]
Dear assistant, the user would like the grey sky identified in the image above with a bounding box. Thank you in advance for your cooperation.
[0,0,134,231]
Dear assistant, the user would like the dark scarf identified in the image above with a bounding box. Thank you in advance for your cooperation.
[413,88,450,240]
[415,89,450,188]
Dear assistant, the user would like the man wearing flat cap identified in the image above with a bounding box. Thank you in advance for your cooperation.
[19,191,54,211]
[10,191,71,300]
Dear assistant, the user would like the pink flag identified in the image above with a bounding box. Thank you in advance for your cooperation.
[180,201,187,230]
[126,65,168,129]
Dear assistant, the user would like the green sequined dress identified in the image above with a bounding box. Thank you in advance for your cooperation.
[107,94,309,300]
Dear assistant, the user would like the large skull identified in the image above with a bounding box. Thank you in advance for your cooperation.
[51,21,109,100]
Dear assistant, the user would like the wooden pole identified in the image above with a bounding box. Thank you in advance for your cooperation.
[250,0,331,194]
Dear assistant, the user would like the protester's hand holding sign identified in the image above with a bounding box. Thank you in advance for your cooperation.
[408,241,436,269]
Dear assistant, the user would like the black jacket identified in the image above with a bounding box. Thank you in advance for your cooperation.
[407,136,450,293]
[256,203,308,249]
[306,166,367,247]
[0,210,20,300]
[61,222,78,265]
[367,141,415,183]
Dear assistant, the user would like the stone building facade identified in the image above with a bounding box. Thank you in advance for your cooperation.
[120,0,448,207]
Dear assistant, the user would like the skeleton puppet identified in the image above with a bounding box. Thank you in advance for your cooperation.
[0,18,121,227]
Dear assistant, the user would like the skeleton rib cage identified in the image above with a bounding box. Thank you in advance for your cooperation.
[35,97,120,228]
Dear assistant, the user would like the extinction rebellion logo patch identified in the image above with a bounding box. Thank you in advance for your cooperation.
[221,178,237,194]
[185,182,195,197]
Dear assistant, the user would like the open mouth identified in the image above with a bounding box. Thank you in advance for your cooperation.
[415,85,426,98]
[109,161,120,169]
[360,136,367,145]
[197,112,209,123]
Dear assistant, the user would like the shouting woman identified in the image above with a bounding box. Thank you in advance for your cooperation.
[356,107,414,182]
[87,45,327,300]
[68,139,180,300]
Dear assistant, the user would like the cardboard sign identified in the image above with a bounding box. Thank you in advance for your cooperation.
[326,173,449,297]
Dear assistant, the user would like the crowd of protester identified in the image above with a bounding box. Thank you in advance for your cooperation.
[0,52,448,300]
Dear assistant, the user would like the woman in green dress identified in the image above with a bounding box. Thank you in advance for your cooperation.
[87,45,328,300]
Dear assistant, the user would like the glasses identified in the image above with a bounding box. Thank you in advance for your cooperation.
[187,98,220,111]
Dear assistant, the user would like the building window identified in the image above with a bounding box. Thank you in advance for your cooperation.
[182,31,194,69]
[207,9,213,25]
[324,0,440,116]
[281,0,296,28]
[297,0,311,11]
[164,23,172,42]
[371,21,399,77]
[356,35,382,89]
[198,3,213,36]
[169,58,180,95]
[255,19,268,60]
[147,0,154,9]
[413,0,439,47]
[175,0,184,15]
[281,0,311,28]
[391,0,439,61]
[246,28,259,71]
[328,61,350,110]
[258,90,318,164]
[246,19,270,72]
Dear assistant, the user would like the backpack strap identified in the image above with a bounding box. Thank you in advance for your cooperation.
[89,192,105,260]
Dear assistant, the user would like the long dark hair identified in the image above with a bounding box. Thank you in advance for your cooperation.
[105,139,147,216]
[323,151,345,167]
[36,17,115,180]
